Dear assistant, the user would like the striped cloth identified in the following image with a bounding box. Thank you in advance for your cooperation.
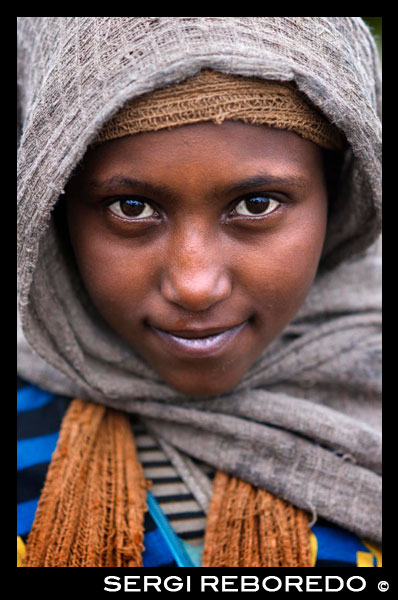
[17,379,381,567]
[17,377,205,567]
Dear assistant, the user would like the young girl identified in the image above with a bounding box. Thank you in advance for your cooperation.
[17,17,382,567]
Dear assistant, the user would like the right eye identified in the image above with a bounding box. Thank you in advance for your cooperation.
[234,196,281,217]
[108,197,157,219]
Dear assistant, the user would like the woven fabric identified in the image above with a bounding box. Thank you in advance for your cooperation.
[17,380,382,568]
[94,69,344,150]
[202,471,312,567]
[17,18,382,544]
[23,399,148,567]
[22,397,312,567]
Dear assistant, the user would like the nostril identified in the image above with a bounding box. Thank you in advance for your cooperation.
[160,269,232,312]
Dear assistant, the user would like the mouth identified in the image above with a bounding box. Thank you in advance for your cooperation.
[149,321,248,358]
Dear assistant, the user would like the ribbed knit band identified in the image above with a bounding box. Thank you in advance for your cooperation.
[94,70,344,150]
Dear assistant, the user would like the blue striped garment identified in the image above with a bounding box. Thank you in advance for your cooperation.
[17,378,381,567]
[17,378,203,567]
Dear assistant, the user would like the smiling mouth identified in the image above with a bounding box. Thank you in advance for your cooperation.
[149,321,248,358]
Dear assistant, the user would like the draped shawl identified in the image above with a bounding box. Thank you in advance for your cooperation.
[17,17,382,542]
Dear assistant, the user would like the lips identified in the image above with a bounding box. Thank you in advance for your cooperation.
[149,321,248,358]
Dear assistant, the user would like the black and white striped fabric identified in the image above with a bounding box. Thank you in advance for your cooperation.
[17,377,208,567]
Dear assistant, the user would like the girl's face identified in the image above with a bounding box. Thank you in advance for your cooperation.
[66,121,328,396]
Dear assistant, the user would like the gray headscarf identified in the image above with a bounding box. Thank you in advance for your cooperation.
[17,17,382,543]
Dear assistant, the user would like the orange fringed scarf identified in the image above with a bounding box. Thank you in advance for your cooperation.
[202,472,312,567]
[23,399,312,567]
[23,399,148,567]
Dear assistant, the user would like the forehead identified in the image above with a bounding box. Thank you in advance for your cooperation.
[74,121,324,195]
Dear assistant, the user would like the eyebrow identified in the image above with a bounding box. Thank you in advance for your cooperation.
[224,173,309,195]
[89,172,310,197]
[89,175,170,195]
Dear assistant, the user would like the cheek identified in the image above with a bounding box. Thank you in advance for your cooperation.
[83,248,153,314]
[240,212,327,325]
[67,213,155,318]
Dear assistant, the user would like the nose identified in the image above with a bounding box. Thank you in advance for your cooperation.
[160,230,232,312]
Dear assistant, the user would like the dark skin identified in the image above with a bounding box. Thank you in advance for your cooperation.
[66,121,328,397]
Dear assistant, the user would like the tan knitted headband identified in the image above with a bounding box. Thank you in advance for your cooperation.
[94,70,344,151]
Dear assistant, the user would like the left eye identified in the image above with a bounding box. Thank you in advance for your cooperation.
[108,198,156,219]
[235,196,280,216]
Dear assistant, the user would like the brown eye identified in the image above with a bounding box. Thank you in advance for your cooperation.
[235,197,280,216]
[108,198,156,219]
